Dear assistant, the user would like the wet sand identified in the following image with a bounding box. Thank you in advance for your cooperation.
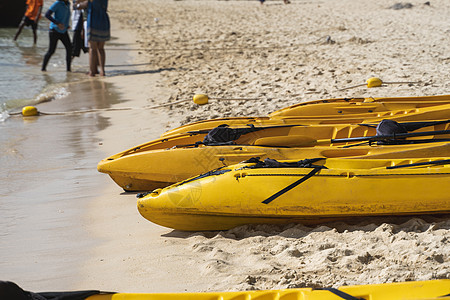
[2,0,449,294]
[0,24,174,292]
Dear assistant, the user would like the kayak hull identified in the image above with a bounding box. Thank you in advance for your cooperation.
[269,95,450,118]
[99,141,450,192]
[137,157,450,231]
[99,119,450,191]
[162,96,450,137]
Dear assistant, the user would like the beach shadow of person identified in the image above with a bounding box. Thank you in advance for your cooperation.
[106,62,157,68]
[100,67,176,77]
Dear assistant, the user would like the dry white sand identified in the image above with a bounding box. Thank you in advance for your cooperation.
[110,0,450,125]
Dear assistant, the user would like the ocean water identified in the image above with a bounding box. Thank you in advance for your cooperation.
[0,16,143,285]
[0,22,88,120]
[0,19,138,193]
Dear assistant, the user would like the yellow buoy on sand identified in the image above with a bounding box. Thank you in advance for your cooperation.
[337,76,418,91]
[22,106,39,116]
[366,77,383,88]
[192,94,260,105]
[193,94,209,105]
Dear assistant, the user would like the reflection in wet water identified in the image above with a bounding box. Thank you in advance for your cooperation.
[0,76,124,283]
[0,18,170,287]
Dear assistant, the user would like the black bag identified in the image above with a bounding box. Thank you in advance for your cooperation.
[203,124,257,145]
[375,119,408,136]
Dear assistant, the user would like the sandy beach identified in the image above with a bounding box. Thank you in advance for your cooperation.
[2,0,449,295]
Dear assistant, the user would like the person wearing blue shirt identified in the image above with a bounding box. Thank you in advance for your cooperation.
[42,0,72,72]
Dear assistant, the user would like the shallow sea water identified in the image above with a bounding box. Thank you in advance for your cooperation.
[0,24,91,116]
[0,18,144,286]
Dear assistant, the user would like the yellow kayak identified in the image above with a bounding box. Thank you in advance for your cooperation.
[87,280,450,300]
[137,157,450,231]
[270,94,450,108]
[269,94,450,118]
[100,142,450,192]
[98,120,450,191]
[105,123,381,154]
[269,102,450,124]
[162,95,450,138]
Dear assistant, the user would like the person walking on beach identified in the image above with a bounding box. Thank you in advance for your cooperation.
[41,0,72,72]
[71,0,88,59]
[13,0,44,44]
[76,0,110,76]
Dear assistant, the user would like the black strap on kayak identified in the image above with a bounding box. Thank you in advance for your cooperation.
[330,129,450,145]
[180,168,232,185]
[315,288,364,300]
[260,158,326,205]
[343,137,450,148]
[245,157,325,169]
[397,119,450,131]
[262,167,322,204]
[374,138,450,146]
[386,159,450,169]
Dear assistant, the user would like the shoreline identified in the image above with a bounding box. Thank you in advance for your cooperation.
[77,25,220,294]
[0,17,179,292]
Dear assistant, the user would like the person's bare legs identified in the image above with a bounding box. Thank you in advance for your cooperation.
[32,28,37,45]
[88,41,99,76]
[97,41,106,76]
[14,22,26,41]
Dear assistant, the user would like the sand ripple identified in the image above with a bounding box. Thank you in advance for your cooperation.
[182,218,450,291]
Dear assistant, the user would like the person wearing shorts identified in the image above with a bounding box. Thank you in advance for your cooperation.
[14,0,44,44]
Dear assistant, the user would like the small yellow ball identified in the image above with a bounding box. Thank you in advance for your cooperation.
[366,77,383,88]
[193,94,209,105]
[22,106,39,116]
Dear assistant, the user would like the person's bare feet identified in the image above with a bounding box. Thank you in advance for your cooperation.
[88,70,99,76]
